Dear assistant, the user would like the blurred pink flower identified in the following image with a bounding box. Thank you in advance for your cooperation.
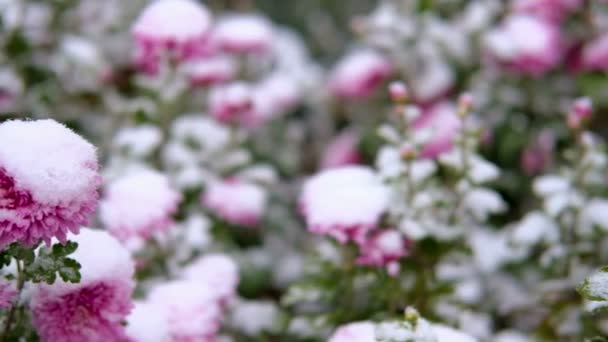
[0,119,100,249]
[512,0,581,23]
[414,102,461,159]
[484,15,561,76]
[210,14,274,54]
[0,280,17,308]
[100,168,181,250]
[521,130,556,176]
[329,49,392,99]
[329,321,376,342]
[356,229,409,276]
[30,229,135,342]
[321,130,362,169]
[300,166,389,243]
[185,55,238,87]
[581,33,608,71]
[202,179,267,227]
[181,254,239,306]
[148,280,223,342]
[246,73,301,128]
[208,82,254,124]
[131,0,213,74]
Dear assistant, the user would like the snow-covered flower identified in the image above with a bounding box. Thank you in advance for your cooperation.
[329,49,392,99]
[29,229,135,341]
[125,301,171,342]
[181,253,239,305]
[0,119,100,248]
[113,125,163,158]
[148,280,224,341]
[484,15,561,76]
[100,168,181,250]
[581,33,608,71]
[184,55,237,86]
[131,0,213,73]
[512,0,581,23]
[208,82,253,124]
[300,166,390,243]
[328,321,376,342]
[230,300,279,336]
[202,179,267,227]
[211,14,274,54]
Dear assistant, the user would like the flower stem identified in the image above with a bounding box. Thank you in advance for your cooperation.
[1,260,25,341]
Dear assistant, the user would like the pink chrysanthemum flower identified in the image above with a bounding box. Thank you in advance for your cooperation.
[512,0,581,23]
[328,321,376,342]
[181,253,239,306]
[0,119,100,249]
[208,82,254,124]
[581,33,608,71]
[484,15,561,76]
[414,102,461,159]
[300,166,390,244]
[321,130,362,169]
[185,55,238,87]
[148,280,223,342]
[202,179,267,227]
[329,49,392,99]
[356,229,409,276]
[247,73,301,128]
[0,279,17,308]
[131,0,213,74]
[29,229,135,342]
[99,168,181,250]
[211,14,274,54]
[125,301,171,342]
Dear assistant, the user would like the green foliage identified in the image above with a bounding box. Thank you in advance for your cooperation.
[577,266,608,302]
[1,241,81,285]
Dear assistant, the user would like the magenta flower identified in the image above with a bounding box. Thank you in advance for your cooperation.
[131,0,213,74]
[210,14,274,54]
[414,102,461,159]
[29,229,135,342]
[329,49,392,99]
[0,279,17,308]
[99,168,181,250]
[0,119,100,249]
[185,55,238,87]
[300,166,390,244]
[484,15,561,76]
[202,179,267,227]
[247,73,301,128]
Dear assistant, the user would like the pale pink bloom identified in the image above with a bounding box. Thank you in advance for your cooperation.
[184,55,238,86]
[125,301,171,342]
[246,73,301,128]
[0,280,17,308]
[148,280,223,342]
[321,130,362,169]
[202,179,267,227]
[181,254,239,306]
[30,229,135,342]
[356,229,409,275]
[521,130,555,175]
[329,49,392,99]
[414,102,461,158]
[328,321,376,342]
[0,119,100,249]
[211,14,274,54]
[484,15,561,76]
[567,96,593,129]
[99,168,181,250]
[208,82,253,124]
[512,0,581,22]
[581,33,608,71]
[388,81,408,103]
[131,0,213,74]
[300,166,390,243]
